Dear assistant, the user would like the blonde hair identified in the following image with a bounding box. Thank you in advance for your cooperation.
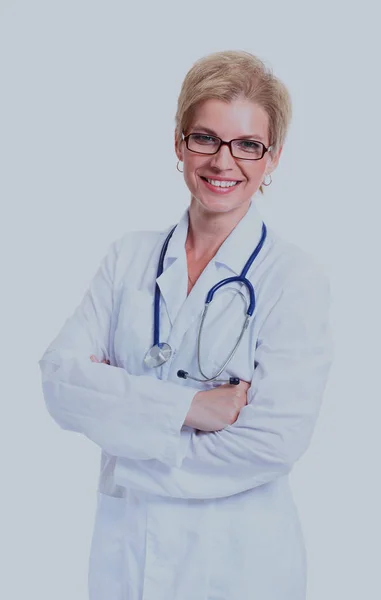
[175,50,293,194]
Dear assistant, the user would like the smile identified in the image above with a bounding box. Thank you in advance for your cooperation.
[200,176,242,192]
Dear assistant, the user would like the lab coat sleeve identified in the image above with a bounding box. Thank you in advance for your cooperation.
[38,236,198,467]
[114,260,333,499]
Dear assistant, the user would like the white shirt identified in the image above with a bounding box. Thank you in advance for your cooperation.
[39,199,333,600]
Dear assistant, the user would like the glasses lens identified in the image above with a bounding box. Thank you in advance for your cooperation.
[188,134,220,154]
[231,140,264,160]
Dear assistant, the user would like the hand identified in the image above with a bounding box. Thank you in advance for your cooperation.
[184,380,251,432]
[90,355,110,365]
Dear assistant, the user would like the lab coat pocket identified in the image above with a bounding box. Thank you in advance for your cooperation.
[88,492,127,600]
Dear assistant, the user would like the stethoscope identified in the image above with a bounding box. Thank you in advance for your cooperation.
[143,221,267,385]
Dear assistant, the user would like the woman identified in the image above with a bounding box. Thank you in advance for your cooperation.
[39,50,333,600]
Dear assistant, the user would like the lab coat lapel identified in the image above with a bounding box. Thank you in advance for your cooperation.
[167,255,221,350]
[155,209,189,328]
[155,255,188,328]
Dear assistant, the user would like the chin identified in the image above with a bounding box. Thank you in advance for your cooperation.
[193,193,250,214]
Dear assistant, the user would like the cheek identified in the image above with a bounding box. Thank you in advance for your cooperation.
[183,158,205,188]
[182,168,194,194]
[246,164,266,187]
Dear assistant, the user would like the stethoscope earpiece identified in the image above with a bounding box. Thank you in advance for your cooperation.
[177,370,188,379]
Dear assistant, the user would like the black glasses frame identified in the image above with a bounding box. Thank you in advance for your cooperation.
[182,132,272,161]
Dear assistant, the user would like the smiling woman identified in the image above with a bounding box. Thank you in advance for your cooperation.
[39,50,332,600]
[174,50,292,200]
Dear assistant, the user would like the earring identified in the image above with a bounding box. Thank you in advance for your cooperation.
[176,160,183,173]
[262,173,272,186]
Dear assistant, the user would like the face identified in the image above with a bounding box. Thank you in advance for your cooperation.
[175,98,282,216]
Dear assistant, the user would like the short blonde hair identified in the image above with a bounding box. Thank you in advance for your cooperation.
[175,50,292,194]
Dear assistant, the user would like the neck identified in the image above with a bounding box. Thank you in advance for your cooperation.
[186,197,251,261]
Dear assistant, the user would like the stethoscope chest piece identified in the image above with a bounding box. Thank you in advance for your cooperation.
[143,342,172,368]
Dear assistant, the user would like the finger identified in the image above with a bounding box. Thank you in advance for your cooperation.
[239,380,250,390]
[90,355,100,362]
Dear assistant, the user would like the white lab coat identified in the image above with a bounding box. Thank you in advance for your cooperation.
[39,200,333,600]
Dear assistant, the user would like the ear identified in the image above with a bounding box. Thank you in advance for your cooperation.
[266,144,283,175]
[174,129,184,162]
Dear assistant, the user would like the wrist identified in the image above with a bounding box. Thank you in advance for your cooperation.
[183,391,204,428]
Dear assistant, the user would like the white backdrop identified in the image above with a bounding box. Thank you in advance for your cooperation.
[1,1,380,599]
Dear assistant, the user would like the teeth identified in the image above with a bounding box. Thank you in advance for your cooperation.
[206,178,238,188]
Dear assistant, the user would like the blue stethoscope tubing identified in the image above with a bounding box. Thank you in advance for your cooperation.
[145,221,267,385]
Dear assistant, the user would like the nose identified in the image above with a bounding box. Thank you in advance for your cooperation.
[209,144,236,171]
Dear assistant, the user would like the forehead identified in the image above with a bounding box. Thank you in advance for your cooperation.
[190,98,269,141]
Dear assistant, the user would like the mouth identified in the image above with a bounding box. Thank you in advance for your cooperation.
[199,175,242,192]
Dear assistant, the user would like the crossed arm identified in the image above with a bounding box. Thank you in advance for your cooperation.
[39,237,333,499]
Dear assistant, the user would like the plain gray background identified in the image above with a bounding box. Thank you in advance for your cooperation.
[1,1,380,598]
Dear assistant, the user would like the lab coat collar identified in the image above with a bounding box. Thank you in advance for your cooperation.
[164,199,264,276]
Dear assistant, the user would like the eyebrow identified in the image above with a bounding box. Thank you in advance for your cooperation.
[190,124,266,142]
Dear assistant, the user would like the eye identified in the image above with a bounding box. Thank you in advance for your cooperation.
[236,140,262,151]
[191,134,218,144]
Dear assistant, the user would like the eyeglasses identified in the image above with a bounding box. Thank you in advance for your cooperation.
[182,132,272,160]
